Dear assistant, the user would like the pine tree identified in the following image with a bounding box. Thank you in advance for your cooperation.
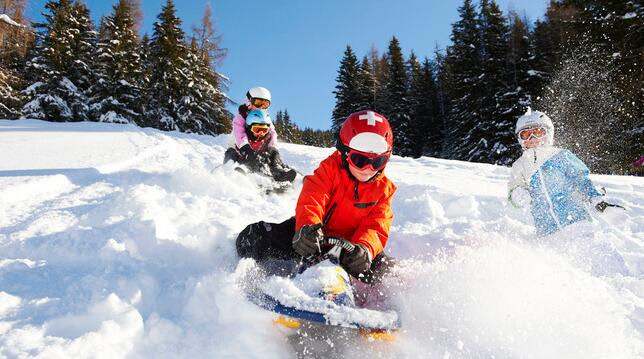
[274,108,301,144]
[331,45,362,133]
[139,33,152,126]
[274,109,284,139]
[529,0,578,97]
[357,55,376,111]
[179,3,231,135]
[66,1,97,121]
[407,53,425,157]
[22,0,97,122]
[560,0,642,171]
[370,46,389,112]
[0,65,23,118]
[509,13,538,100]
[0,0,30,118]
[471,0,518,165]
[408,54,441,157]
[504,12,534,159]
[146,0,202,133]
[530,0,642,173]
[173,35,229,135]
[301,127,334,148]
[442,0,483,160]
[380,36,411,156]
[433,45,451,146]
[89,0,143,124]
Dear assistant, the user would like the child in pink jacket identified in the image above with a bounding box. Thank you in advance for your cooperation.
[224,87,296,183]
[232,86,278,151]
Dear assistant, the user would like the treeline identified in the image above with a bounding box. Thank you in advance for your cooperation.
[331,0,642,174]
[274,109,334,148]
[0,0,231,135]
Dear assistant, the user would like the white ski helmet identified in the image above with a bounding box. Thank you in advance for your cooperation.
[246,86,271,102]
[515,107,554,147]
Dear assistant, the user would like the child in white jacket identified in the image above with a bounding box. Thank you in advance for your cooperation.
[508,108,627,275]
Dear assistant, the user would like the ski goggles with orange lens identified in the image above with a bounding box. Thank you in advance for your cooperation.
[250,124,270,136]
[347,150,390,171]
[250,97,270,109]
[518,127,547,140]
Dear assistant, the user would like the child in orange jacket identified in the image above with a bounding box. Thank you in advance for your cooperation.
[236,110,397,284]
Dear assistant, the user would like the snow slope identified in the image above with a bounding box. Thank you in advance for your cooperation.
[1,119,643,358]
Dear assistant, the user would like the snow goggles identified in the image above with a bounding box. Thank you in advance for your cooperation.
[250,124,269,136]
[347,150,390,171]
[250,97,270,109]
[518,127,547,140]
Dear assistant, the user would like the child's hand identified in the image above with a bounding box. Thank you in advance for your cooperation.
[341,244,372,275]
[239,144,256,162]
[510,186,531,208]
[293,224,323,256]
[591,196,626,213]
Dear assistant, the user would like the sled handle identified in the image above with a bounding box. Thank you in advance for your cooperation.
[320,236,356,253]
[299,236,356,273]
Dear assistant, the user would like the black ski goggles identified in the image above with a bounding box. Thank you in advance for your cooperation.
[347,150,390,171]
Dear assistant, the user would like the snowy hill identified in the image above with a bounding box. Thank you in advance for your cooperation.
[1,119,643,358]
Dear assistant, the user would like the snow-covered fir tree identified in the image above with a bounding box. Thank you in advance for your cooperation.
[138,33,152,126]
[0,65,23,118]
[370,47,389,114]
[508,12,538,100]
[380,36,411,156]
[145,0,228,135]
[442,0,483,160]
[89,0,143,124]
[145,0,189,130]
[470,0,519,165]
[175,36,229,135]
[562,0,642,171]
[357,55,377,112]
[433,45,451,137]
[179,3,230,135]
[22,0,97,122]
[408,54,441,158]
[0,2,29,119]
[68,1,96,118]
[331,45,362,133]
[274,109,301,144]
[300,127,334,148]
[528,0,642,172]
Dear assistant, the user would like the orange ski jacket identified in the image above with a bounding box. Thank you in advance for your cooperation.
[295,151,396,258]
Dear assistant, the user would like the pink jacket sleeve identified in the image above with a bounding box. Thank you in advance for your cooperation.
[232,112,278,148]
[232,113,248,148]
[268,126,277,147]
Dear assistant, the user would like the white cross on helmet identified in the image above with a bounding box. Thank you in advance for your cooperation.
[358,111,383,126]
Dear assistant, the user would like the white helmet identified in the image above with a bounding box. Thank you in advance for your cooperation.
[246,86,271,102]
[515,107,554,147]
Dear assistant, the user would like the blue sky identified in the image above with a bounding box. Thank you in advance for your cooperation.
[27,0,548,130]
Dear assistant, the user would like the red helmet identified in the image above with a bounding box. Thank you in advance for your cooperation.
[338,110,393,154]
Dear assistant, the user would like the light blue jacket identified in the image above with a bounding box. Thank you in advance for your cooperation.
[508,147,603,237]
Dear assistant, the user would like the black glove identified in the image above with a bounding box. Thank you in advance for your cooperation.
[239,144,257,162]
[594,201,625,213]
[293,224,323,257]
[341,244,372,275]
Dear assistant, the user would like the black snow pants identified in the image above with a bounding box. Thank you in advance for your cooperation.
[236,217,395,285]
[224,146,296,182]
